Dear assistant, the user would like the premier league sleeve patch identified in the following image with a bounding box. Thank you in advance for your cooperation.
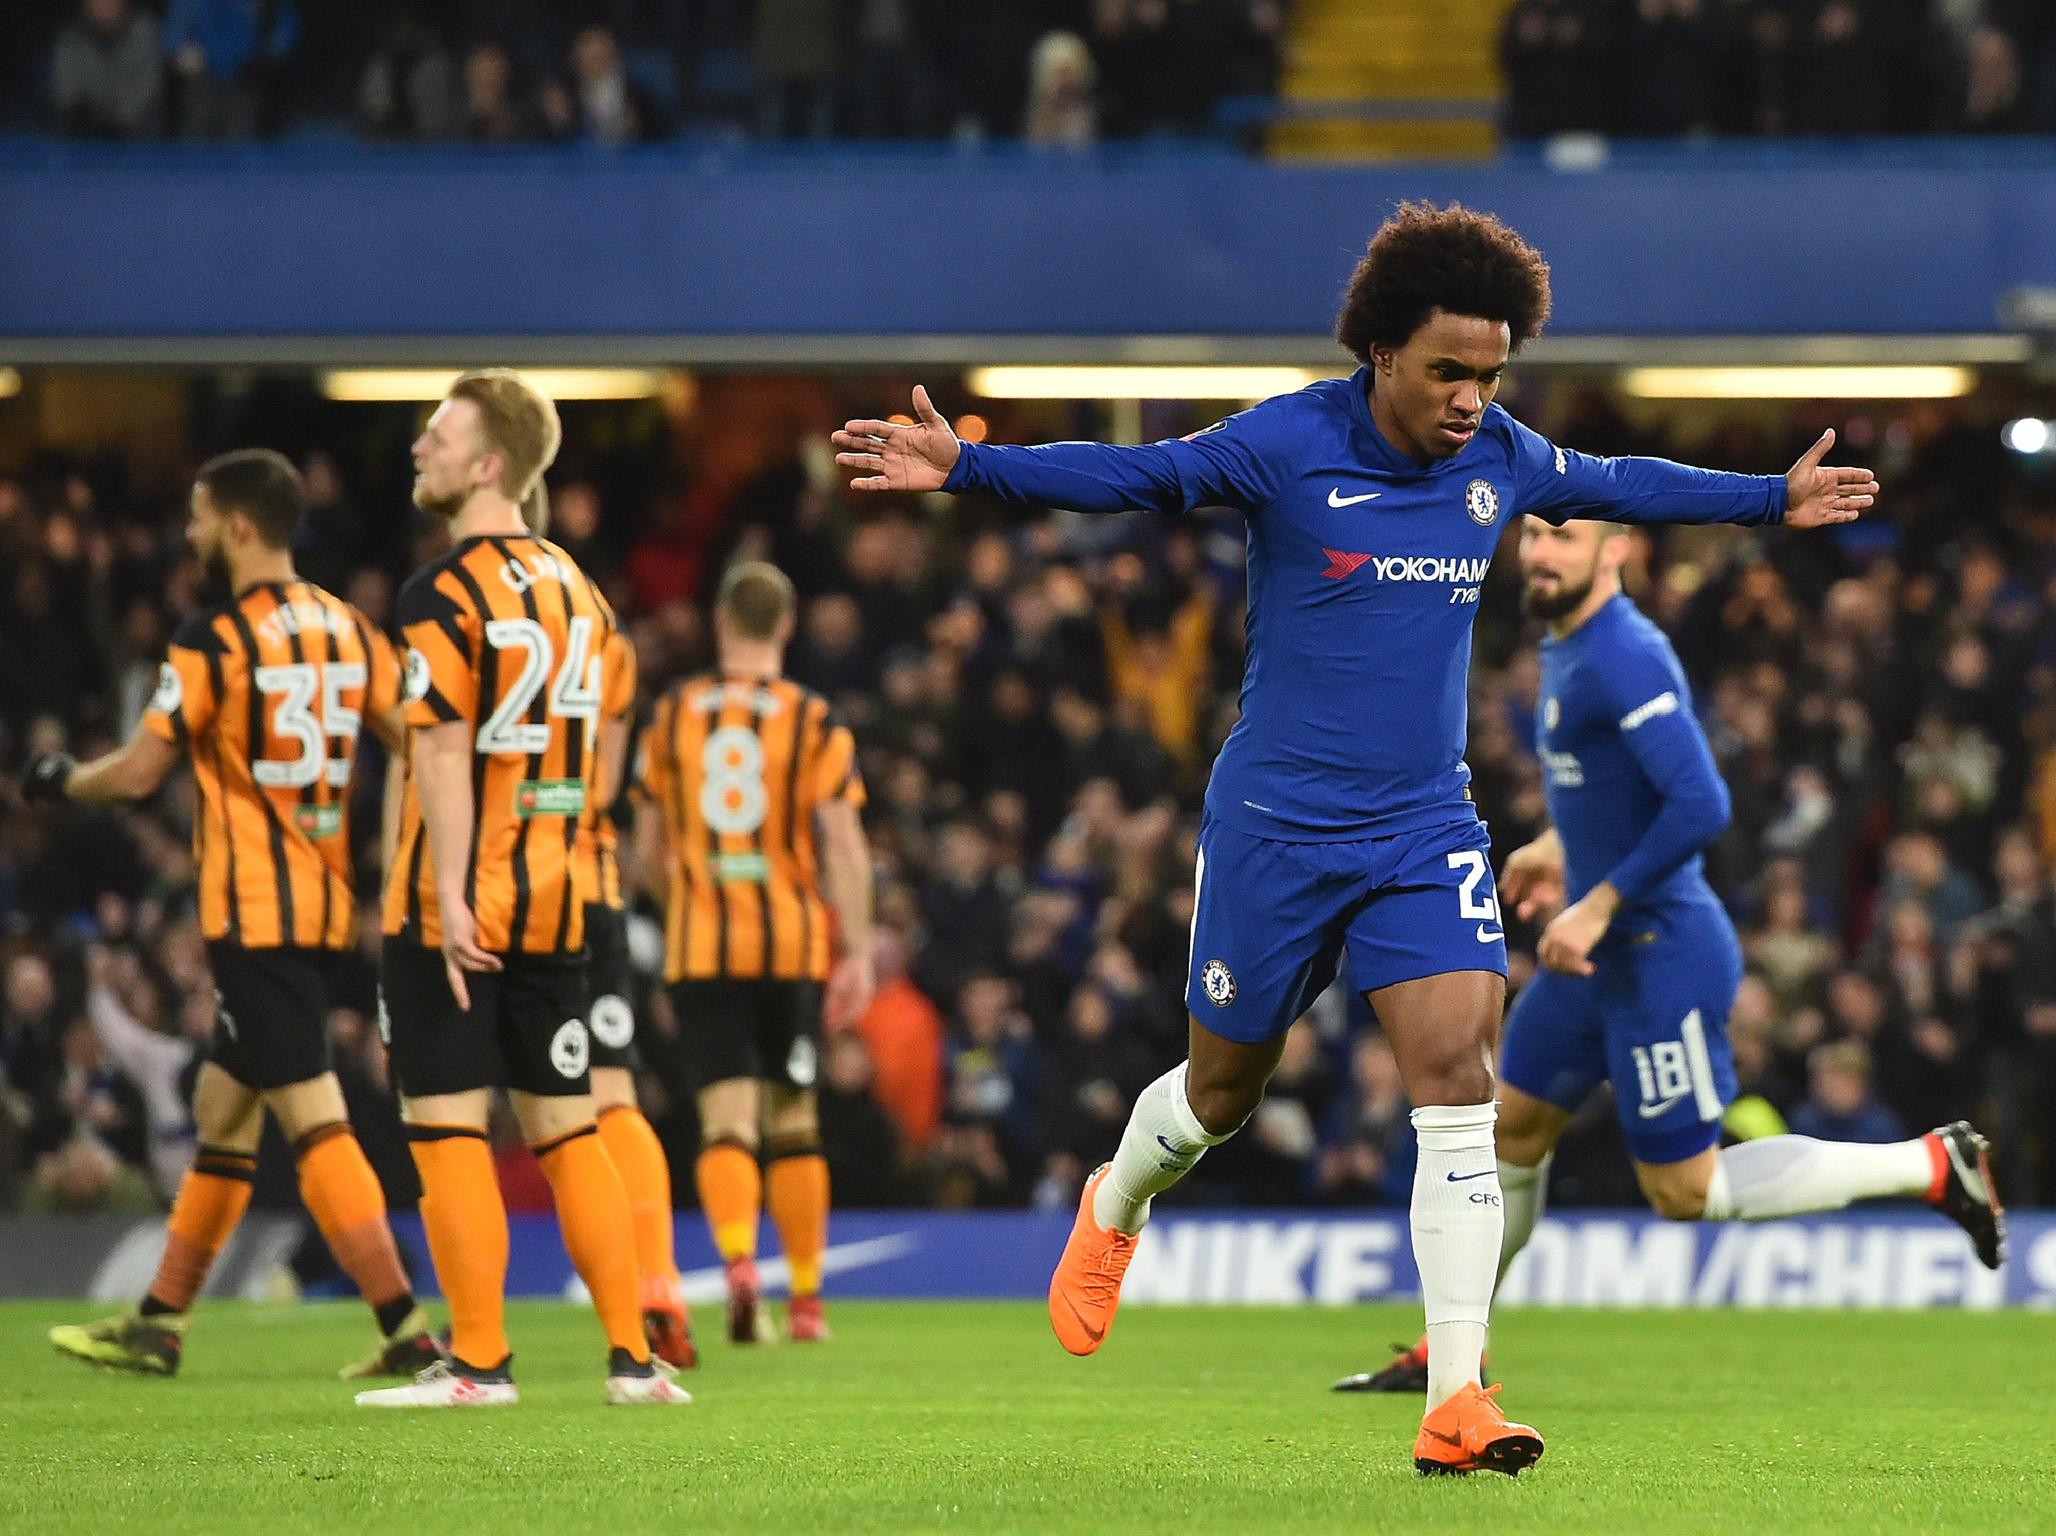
[403,647,432,703]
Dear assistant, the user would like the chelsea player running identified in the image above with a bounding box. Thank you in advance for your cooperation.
[1339,516,2005,1397]
[832,202,1876,1477]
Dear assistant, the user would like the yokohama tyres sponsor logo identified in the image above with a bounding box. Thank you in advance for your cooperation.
[1370,556,1491,584]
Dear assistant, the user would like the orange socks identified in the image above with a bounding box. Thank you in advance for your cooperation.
[695,1139,762,1262]
[143,1145,256,1315]
[766,1144,830,1298]
[295,1123,412,1324]
[407,1125,509,1370]
[598,1104,681,1312]
[534,1124,647,1362]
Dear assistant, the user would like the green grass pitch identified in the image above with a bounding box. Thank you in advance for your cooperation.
[5,1299,2049,1535]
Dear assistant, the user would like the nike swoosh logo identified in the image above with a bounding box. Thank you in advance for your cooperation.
[1421,1425,1466,1449]
[1064,1296,1105,1343]
[1637,1093,1688,1120]
[1328,488,1382,507]
[1155,1134,1189,1157]
[1475,926,1504,943]
[1445,1169,1496,1182]
[602,1233,920,1306]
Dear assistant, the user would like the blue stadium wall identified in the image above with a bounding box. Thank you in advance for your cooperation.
[5,144,2056,342]
[7,1211,2050,1307]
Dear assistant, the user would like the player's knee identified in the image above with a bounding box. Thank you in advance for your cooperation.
[1185,1075,1262,1137]
[589,1065,635,1113]
[1413,1054,1495,1109]
[1645,1180,1708,1221]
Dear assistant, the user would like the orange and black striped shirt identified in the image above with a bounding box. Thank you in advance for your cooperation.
[383,533,627,955]
[142,580,400,950]
[637,671,865,983]
[572,627,639,913]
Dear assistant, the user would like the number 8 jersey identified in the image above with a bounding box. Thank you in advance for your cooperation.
[143,580,401,950]
[637,671,865,981]
[383,532,629,956]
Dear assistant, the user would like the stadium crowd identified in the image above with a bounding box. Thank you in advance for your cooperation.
[2,381,2055,1233]
[12,0,1286,148]
[1501,0,2056,139]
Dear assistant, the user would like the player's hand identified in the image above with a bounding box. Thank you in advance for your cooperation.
[823,948,877,1031]
[1783,429,1878,529]
[437,898,502,1011]
[1498,834,1566,921]
[1536,888,1617,977]
[21,752,77,804]
[832,385,961,493]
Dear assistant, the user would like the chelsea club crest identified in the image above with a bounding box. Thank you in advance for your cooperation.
[1464,479,1500,527]
[1200,959,1236,1007]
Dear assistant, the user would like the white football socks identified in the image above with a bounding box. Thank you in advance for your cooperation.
[1093,1061,1232,1235]
[1494,1153,1551,1289]
[1410,1103,1502,1408]
[1703,1133,1935,1221]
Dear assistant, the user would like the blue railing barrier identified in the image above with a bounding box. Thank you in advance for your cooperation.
[456,1208,2054,1309]
[9,139,2056,339]
[2,1208,2046,1306]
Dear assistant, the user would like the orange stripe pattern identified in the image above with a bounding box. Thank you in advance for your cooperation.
[382,534,627,956]
[572,628,639,912]
[637,672,865,982]
[142,581,399,950]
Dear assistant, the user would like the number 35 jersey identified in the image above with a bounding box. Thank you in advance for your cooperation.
[384,533,629,956]
[143,580,400,950]
[636,671,865,983]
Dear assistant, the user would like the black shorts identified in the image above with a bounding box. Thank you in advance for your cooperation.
[584,902,637,1071]
[668,977,822,1091]
[380,941,592,1098]
[206,943,339,1091]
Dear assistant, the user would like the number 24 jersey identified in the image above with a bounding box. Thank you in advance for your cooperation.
[383,533,630,956]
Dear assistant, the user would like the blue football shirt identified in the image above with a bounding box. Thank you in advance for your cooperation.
[1537,592,1730,917]
[944,366,1782,841]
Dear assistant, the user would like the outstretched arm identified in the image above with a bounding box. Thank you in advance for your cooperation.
[1513,417,1876,531]
[833,385,1284,516]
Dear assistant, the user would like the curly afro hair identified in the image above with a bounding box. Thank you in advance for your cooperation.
[1333,202,1552,364]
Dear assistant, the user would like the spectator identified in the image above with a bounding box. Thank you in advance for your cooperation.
[851,928,946,1155]
[51,0,162,140]
[1789,1041,1908,1145]
[1621,0,1730,138]
[849,0,940,139]
[163,0,299,139]
[819,1031,907,1206]
[541,25,666,145]
[1023,32,1096,149]
[1960,24,2028,133]
[460,43,534,143]
[21,1132,159,1214]
[1316,1032,1415,1206]
[754,0,842,140]
[355,9,459,141]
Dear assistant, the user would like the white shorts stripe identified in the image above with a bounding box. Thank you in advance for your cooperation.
[1678,1008,1723,1124]
[1186,842,1207,975]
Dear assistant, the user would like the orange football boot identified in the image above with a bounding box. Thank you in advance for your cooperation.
[1048,1164,1140,1356]
[1413,1383,1544,1477]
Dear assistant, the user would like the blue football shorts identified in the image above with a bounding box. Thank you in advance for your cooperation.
[1183,813,1507,1044]
[1496,903,1742,1165]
